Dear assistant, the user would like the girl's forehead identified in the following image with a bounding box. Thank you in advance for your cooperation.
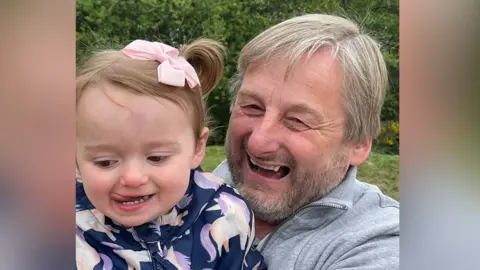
[77,85,193,137]
[79,84,179,115]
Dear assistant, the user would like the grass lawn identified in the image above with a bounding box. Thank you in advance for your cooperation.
[202,145,399,201]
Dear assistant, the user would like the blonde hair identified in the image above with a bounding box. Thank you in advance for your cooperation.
[76,38,225,139]
[231,14,388,143]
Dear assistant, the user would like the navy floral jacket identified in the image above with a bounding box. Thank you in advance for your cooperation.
[76,170,267,270]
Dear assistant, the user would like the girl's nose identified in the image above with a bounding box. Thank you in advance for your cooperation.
[120,165,148,187]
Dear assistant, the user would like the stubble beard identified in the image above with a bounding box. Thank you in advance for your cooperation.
[226,141,350,224]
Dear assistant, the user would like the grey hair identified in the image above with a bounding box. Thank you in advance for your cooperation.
[230,14,388,143]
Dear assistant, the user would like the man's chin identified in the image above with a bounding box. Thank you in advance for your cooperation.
[236,186,289,219]
[250,202,291,224]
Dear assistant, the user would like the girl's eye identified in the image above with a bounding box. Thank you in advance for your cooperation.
[93,160,117,168]
[147,156,167,163]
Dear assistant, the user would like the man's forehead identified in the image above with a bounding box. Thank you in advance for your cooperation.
[241,64,342,97]
[244,53,341,88]
[238,53,343,119]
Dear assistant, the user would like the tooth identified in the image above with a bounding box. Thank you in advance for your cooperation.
[121,196,149,205]
[250,157,281,172]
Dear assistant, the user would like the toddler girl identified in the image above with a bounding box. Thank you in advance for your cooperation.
[76,38,266,270]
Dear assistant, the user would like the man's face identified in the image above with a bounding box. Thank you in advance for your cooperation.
[225,49,357,223]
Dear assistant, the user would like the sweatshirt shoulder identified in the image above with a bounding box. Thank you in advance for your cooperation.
[352,180,399,229]
[306,184,399,269]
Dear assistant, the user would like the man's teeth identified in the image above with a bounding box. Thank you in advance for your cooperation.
[121,195,151,205]
[250,157,280,172]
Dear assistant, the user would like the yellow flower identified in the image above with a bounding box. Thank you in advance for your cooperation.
[390,122,399,133]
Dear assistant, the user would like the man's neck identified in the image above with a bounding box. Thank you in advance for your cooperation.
[255,217,278,239]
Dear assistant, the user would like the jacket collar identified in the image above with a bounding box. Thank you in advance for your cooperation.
[314,165,357,209]
[75,170,220,241]
[212,159,357,210]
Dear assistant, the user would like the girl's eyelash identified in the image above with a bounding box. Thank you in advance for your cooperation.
[93,160,117,168]
[147,155,169,163]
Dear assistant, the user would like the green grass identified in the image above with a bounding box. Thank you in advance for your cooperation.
[357,152,399,200]
[202,146,399,201]
[202,146,228,172]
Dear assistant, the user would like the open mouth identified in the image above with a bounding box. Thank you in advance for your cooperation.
[247,155,290,180]
[113,194,154,205]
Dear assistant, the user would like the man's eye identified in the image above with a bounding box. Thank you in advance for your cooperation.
[284,118,310,131]
[147,156,167,164]
[241,104,264,115]
[93,160,117,168]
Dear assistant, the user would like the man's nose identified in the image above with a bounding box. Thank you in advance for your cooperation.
[247,112,281,156]
[120,162,148,187]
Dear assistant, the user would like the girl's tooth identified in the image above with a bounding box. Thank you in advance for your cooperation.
[120,195,151,205]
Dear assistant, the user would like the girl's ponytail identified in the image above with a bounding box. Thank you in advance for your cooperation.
[180,39,226,97]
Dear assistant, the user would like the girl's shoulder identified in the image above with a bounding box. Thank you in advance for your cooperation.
[191,170,225,191]
[191,170,252,224]
[191,170,243,198]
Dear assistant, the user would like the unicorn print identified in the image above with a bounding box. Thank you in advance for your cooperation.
[201,192,252,260]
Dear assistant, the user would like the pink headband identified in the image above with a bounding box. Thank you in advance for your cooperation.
[122,40,200,88]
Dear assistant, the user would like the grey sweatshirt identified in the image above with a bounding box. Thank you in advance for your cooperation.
[213,160,399,269]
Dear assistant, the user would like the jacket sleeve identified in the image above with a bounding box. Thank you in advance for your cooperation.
[214,205,268,270]
[326,233,399,270]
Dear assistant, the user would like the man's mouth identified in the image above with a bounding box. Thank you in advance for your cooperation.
[111,194,154,205]
[247,155,291,180]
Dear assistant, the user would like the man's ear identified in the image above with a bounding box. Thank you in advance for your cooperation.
[191,127,210,169]
[349,139,372,166]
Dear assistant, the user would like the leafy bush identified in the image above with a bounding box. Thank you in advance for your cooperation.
[374,121,399,155]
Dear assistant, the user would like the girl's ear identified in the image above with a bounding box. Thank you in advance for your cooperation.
[191,127,209,169]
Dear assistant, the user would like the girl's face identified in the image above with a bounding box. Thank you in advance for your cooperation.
[76,83,208,227]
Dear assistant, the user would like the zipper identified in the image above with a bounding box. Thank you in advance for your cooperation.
[316,203,348,210]
[131,228,164,270]
[258,202,347,252]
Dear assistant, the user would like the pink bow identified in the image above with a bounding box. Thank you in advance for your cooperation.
[122,40,200,88]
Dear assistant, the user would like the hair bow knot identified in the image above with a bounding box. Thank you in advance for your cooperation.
[122,40,200,88]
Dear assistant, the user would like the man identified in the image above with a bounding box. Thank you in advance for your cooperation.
[213,14,399,269]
